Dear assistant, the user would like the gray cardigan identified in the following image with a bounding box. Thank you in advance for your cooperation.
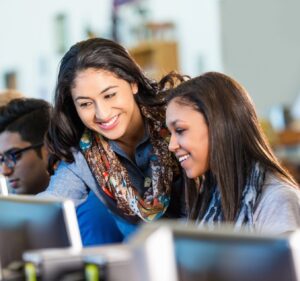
[39,151,99,206]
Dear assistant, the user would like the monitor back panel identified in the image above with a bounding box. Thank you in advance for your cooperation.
[0,195,81,269]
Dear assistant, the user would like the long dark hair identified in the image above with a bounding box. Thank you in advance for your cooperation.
[46,37,184,162]
[167,71,298,221]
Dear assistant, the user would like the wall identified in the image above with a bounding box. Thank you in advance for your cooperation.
[221,0,300,117]
[2,0,300,118]
[0,0,222,102]
[0,0,111,101]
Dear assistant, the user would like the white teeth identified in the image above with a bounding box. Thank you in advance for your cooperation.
[101,115,118,126]
[178,154,190,163]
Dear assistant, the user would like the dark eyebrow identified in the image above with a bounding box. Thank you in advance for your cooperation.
[168,120,180,127]
[74,85,118,102]
[100,85,118,94]
[167,119,188,130]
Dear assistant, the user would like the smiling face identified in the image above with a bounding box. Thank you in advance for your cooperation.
[166,99,210,179]
[71,68,143,144]
[0,131,49,194]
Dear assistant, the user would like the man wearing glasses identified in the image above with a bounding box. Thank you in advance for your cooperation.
[0,98,51,195]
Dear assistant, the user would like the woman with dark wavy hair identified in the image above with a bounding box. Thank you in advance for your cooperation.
[166,71,300,234]
[41,37,186,239]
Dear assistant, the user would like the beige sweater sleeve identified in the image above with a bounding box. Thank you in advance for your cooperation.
[253,174,300,234]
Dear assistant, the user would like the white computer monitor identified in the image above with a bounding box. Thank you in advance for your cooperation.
[130,221,300,281]
[0,175,8,196]
[0,195,82,272]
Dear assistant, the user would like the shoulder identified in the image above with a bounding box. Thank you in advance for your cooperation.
[55,150,96,185]
[40,150,97,203]
[259,173,300,204]
[254,173,300,234]
[58,150,90,173]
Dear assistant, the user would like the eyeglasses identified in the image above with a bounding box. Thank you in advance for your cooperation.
[0,143,44,170]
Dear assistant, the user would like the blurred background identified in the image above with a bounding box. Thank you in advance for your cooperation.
[1,0,300,180]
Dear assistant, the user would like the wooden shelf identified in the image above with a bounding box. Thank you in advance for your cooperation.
[129,41,179,80]
[277,130,300,146]
[273,129,300,184]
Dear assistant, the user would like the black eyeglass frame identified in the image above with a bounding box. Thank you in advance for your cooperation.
[0,143,44,170]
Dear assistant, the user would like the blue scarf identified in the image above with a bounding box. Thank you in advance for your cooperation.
[198,163,265,231]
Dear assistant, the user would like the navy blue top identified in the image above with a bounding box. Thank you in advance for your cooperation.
[76,191,124,246]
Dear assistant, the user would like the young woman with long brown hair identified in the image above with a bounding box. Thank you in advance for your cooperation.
[166,72,300,233]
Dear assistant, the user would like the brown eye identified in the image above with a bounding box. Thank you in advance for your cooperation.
[79,102,92,108]
[175,128,185,135]
[104,93,116,99]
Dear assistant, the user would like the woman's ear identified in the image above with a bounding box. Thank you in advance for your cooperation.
[131,83,138,95]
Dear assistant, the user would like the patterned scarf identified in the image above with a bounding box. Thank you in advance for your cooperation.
[198,163,265,231]
[80,105,179,222]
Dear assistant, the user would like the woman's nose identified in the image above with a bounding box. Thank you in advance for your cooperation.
[95,103,111,121]
[168,134,180,152]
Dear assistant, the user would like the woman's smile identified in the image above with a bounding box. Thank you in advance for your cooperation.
[97,114,120,130]
[72,68,142,142]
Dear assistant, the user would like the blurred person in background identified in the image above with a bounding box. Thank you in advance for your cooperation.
[0,98,50,194]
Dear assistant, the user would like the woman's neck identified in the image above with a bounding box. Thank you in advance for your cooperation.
[115,106,145,159]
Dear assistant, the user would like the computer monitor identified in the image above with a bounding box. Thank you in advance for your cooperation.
[0,175,8,196]
[0,195,82,272]
[130,221,300,281]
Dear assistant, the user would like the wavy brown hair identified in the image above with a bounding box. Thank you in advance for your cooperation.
[167,71,298,221]
[46,37,185,162]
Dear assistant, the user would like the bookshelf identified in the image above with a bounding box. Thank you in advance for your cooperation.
[129,40,179,80]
